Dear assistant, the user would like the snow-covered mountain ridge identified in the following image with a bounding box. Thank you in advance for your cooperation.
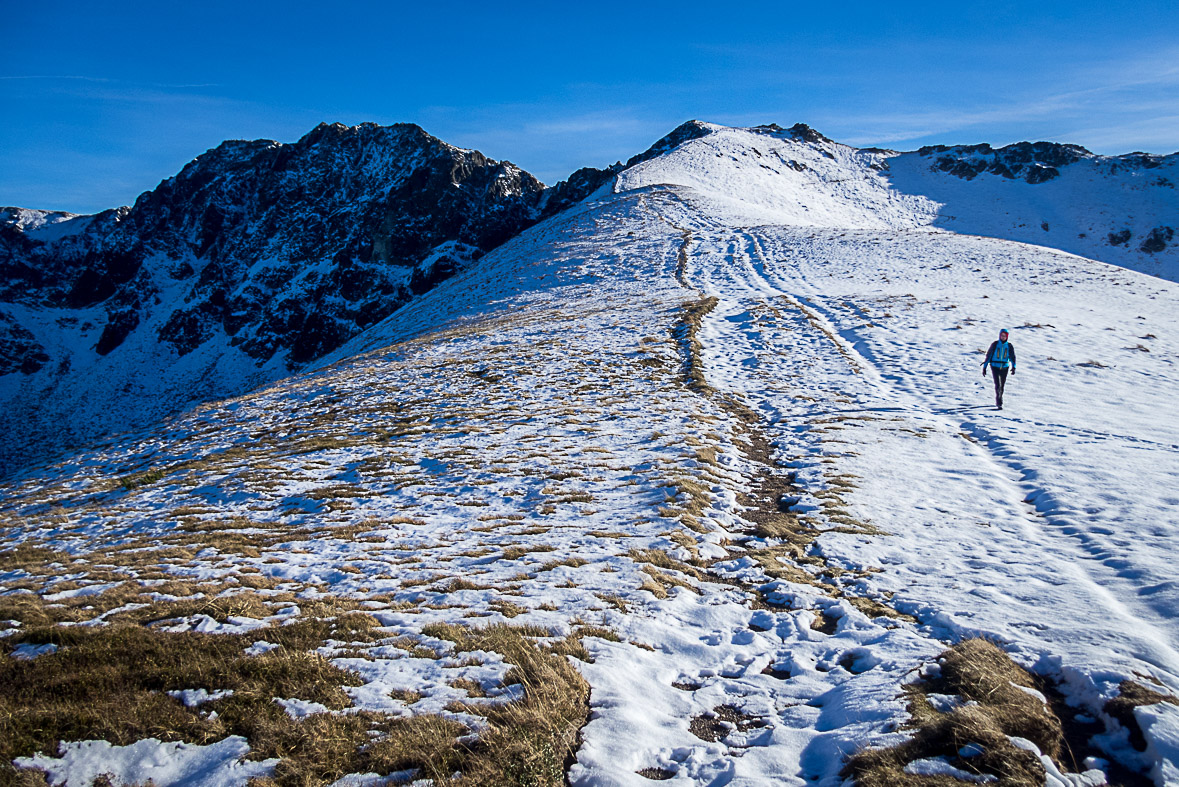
[613,123,1178,277]
[2,122,544,367]
[0,122,601,476]
[2,119,1178,786]
[1,119,1175,480]
[614,122,940,229]
[890,140,1177,278]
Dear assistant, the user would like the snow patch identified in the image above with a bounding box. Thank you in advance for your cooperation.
[15,736,278,787]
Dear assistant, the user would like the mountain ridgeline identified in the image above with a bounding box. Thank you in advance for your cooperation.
[1,120,1176,476]
[4,123,550,371]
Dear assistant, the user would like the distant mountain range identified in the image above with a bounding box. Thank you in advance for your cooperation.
[1,120,1175,476]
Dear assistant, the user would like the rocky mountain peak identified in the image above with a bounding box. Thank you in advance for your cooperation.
[915,139,1096,183]
[787,122,832,144]
[626,120,719,166]
[0,121,558,475]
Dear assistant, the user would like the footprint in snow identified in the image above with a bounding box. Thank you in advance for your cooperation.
[810,609,841,635]
[836,647,881,675]
[689,704,768,744]
[760,661,791,680]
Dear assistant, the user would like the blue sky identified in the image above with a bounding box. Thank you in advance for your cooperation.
[3,0,1177,214]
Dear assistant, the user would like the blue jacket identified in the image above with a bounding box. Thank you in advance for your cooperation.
[983,340,1016,370]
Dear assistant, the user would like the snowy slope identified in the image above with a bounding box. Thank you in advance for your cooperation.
[614,123,939,229]
[615,124,1179,287]
[887,144,1179,281]
[1,123,1178,787]
[3,120,1174,483]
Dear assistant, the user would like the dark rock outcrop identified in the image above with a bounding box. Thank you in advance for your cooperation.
[94,308,140,356]
[916,140,1176,188]
[917,141,1091,183]
[1141,227,1174,253]
[0,311,49,375]
[538,120,720,216]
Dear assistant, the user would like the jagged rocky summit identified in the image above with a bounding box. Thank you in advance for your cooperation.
[0,119,811,386]
[1,122,552,370]
[0,122,569,475]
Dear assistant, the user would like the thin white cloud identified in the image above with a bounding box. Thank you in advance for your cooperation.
[522,113,652,138]
[0,75,111,81]
[820,46,1179,152]
[1060,114,1179,154]
[0,75,220,90]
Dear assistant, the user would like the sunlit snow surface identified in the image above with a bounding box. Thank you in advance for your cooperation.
[4,126,1178,785]
[15,736,278,786]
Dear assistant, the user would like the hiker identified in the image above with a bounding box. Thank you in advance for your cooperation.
[981,328,1017,409]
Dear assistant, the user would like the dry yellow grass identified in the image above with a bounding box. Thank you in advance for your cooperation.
[844,639,1066,787]
[3,608,595,786]
[419,622,591,786]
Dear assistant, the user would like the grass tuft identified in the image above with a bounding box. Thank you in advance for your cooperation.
[628,549,702,581]
[0,617,377,784]
[843,638,1069,787]
[419,622,591,786]
[3,609,593,786]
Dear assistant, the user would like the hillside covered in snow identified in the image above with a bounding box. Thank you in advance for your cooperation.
[2,121,1176,480]
[1,121,1178,787]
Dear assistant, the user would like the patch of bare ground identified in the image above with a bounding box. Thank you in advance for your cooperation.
[810,609,841,635]
[0,610,390,785]
[637,766,677,780]
[689,704,765,743]
[843,638,1136,787]
[629,547,703,599]
[0,544,72,572]
[628,548,703,581]
[712,411,908,621]
[674,296,720,395]
[670,293,909,624]
[1101,680,1179,780]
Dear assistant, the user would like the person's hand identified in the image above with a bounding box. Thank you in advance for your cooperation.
[982,369,987,377]
[1011,368,1015,376]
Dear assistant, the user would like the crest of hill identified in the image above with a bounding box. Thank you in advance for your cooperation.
[606,122,1178,279]
[2,118,1177,479]
[613,122,940,228]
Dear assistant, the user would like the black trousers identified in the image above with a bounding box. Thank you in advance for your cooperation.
[991,367,1009,406]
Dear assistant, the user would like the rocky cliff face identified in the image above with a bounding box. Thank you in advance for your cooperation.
[2,123,548,369]
[915,140,1094,183]
[0,123,560,476]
